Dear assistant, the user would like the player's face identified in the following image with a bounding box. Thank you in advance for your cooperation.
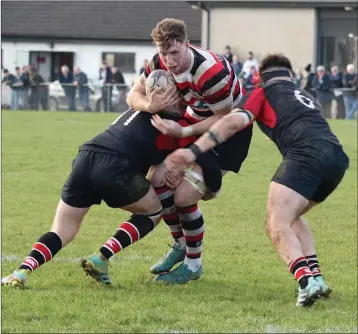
[157,40,189,75]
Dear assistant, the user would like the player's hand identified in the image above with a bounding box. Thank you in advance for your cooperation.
[163,148,196,188]
[167,148,197,166]
[164,168,185,189]
[148,85,181,113]
[151,114,184,137]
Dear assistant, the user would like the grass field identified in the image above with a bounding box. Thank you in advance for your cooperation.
[1,111,357,333]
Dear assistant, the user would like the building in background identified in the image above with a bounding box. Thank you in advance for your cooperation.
[191,0,358,70]
[1,1,201,84]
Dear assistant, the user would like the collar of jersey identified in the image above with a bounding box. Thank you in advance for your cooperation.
[173,48,195,80]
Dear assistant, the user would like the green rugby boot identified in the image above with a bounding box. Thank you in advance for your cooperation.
[81,254,112,285]
[296,276,322,307]
[1,269,30,288]
[315,276,332,298]
[150,242,185,274]
[154,263,202,284]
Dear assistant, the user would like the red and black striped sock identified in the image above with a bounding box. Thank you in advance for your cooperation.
[100,210,162,260]
[19,232,63,272]
[155,186,184,244]
[306,254,322,278]
[288,256,313,289]
[177,204,204,271]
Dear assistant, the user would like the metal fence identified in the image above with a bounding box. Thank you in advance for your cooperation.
[1,82,130,113]
[1,82,357,118]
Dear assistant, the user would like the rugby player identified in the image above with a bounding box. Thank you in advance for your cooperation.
[1,107,216,287]
[163,54,349,306]
[127,18,252,284]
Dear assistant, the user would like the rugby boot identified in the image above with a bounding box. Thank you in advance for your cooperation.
[315,276,332,298]
[1,269,30,288]
[81,254,112,285]
[296,276,322,307]
[154,263,202,284]
[150,242,185,274]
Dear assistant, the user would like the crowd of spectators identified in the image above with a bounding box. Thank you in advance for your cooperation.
[2,49,357,119]
[222,45,358,120]
[2,60,126,112]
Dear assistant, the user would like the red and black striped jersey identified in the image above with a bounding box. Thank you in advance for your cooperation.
[144,44,244,122]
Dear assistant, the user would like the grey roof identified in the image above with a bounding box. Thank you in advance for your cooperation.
[1,1,202,42]
[189,0,358,8]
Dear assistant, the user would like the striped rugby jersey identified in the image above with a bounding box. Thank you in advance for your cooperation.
[144,44,245,122]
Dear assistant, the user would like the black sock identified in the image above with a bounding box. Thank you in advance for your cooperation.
[19,232,62,271]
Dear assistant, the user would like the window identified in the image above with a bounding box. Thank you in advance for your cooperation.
[102,52,135,73]
[320,36,358,69]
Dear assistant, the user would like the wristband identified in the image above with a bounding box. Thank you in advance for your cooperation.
[189,143,202,159]
[181,126,194,138]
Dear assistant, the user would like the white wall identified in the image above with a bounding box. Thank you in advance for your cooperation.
[2,40,158,85]
[202,8,316,70]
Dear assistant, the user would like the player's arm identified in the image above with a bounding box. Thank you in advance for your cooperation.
[184,104,233,137]
[127,58,181,113]
[165,87,265,168]
[126,73,151,112]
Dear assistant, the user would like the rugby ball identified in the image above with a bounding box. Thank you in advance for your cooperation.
[146,69,176,97]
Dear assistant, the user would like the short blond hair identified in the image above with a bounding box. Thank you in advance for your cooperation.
[150,18,187,50]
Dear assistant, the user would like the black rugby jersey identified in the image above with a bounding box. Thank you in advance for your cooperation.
[80,109,180,173]
[239,80,341,156]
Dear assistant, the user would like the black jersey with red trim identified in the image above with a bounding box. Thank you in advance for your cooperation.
[238,80,341,156]
[80,109,183,173]
[144,44,244,122]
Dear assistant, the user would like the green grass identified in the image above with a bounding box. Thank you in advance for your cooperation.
[1,111,357,333]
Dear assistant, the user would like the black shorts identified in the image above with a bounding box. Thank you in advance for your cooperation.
[213,125,253,173]
[61,150,150,208]
[272,140,349,203]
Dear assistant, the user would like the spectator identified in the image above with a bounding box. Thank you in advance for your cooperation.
[343,64,358,120]
[29,67,48,110]
[245,65,260,90]
[139,59,148,76]
[312,65,333,118]
[294,68,305,89]
[303,63,315,96]
[329,65,345,119]
[59,65,76,111]
[2,69,20,110]
[242,51,259,79]
[19,66,31,109]
[73,66,91,112]
[222,45,233,64]
[232,55,243,77]
[112,66,126,111]
[99,61,113,112]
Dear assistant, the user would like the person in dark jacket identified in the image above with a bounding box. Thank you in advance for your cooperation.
[222,45,233,64]
[303,63,316,97]
[29,67,49,110]
[19,66,31,109]
[329,65,345,119]
[111,66,126,112]
[312,65,333,118]
[139,59,148,76]
[99,61,113,112]
[2,69,20,110]
[74,66,91,112]
[59,65,76,111]
[342,64,358,120]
